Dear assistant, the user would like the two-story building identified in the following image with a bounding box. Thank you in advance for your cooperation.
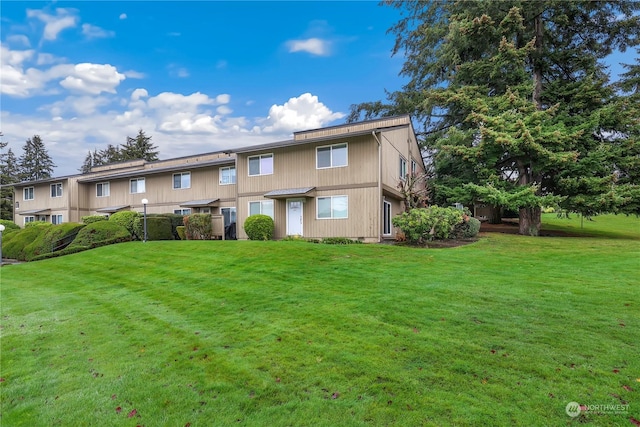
[11,116,425,242]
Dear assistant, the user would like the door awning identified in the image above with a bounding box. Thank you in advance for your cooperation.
[180,199,220,208]
[96,205,130,213]
[263,187,315,199]
[19,208,51,215]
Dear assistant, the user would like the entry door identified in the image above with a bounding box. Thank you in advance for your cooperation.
[287,200,303,236]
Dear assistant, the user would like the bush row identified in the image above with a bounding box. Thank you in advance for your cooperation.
[392,206,480,244]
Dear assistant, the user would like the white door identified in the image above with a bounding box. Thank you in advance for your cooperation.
[287,200,303,236]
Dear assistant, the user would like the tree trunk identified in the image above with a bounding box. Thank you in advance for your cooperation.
[519,206,541,236]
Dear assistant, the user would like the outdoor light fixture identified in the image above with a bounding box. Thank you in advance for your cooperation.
[0,224,5,266]
[141,199,148,242]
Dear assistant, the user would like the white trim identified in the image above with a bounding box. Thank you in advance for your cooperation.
[316,142,348,169]
[129,177,146,194]
[383,200,392,236]
[286,198,304,236]
[24,215,35,225]
[248,200,274,218]
[51,214,63,225]
[248,153,274,176]
[399,156,407,181]
[316,195,348,220]
[23,186,34,201]
[172,171,191,190]
[219,166,236,185]
[50,182,63,198]
[96,182,110,197]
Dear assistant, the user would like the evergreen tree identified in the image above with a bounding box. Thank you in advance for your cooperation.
[0,135,21,220]
[19,135,55,182]
[97,144,122,165]
[349,0,640,235]
[79,151,93,174]
[120,129,159,161]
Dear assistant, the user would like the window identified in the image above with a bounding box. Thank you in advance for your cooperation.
[317,195,348,219]
[50,183,63,198]
[24,187,34,201]
[383,201,392,235]
[399,157,407,180]
[96,182,110,197]
[52,214,63,225]
[24,216,35,224]
[249,200,274,218]
[248,154,273,176]
[174,209,191,215]
[219,166,236,185]
[173,172,191,189]
[317,143,348,169]
[130,178,146,194]
[411,159,418,176]
[221,207,237,227]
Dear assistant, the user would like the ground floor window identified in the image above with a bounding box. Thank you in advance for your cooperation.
[317,195,348,219]
[221,207,237,227]
[24,216,35,225]
[52,214,63,225]
[383,200,392,235]
[249,200,274,218]
[174,209,191,215]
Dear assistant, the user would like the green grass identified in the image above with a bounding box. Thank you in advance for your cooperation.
[1,215,639,426]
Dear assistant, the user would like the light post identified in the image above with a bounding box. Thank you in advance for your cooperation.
[141,199,148,242]
[0,224,5,266]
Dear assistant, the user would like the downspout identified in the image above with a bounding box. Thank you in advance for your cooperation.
[372,131,382,242]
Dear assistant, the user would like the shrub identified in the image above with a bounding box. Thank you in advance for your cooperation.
[453,216,481,239]
[25,221,53,229]
[392,206,464,244]
[109,211,140,239]
[0,220,20,232]
[133,216,173,241]
[183,214,213,240]
[322,237,363,245]
[176,226,186,240]
[155,214,184,239]
[68,221,131,249]
[244,214,274,240]
[23,223,86,261]
[2,226,50,260]
[82,215,108,225]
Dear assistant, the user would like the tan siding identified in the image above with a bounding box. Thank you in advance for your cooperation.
[237,135,378,195]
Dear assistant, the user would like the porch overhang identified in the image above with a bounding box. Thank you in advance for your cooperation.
[96,205,130,213]
[19,208,51,216]
[263,187,315,199]
[180,198,220,208]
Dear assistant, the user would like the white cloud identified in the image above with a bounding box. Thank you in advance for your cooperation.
[59,63,126,95]
[82,23,115,39]
[262,93,345,133]
[286,38,331,56]
[216,105,232,115]
[215,94,231,104]
[6,35,31,48]
[26,8,78,41]
[124,70,145,79]
[131,88,148,101]
[147,91,214,111]
[119,13,127,20]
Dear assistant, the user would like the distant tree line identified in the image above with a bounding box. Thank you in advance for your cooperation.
[79,129,159,173]
[0,129,160,220]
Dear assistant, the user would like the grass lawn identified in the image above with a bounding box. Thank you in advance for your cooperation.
[1,214,639,426]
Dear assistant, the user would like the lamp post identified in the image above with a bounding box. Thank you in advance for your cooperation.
[0,224,5,266]
[141,199,148,242]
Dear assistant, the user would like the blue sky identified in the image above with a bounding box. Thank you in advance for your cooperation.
[1,2,634,177]
[1,1,406,175]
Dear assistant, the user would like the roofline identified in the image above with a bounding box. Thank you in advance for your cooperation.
[293,114,411,137]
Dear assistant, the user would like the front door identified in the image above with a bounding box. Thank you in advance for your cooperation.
[286,199,303,236]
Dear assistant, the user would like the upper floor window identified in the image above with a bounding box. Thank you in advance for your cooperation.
[51,183,63,198]
[399,156,407,180]
[411,159,418,176]
[24,187,34,201]
[249,200,274,218]
[130,178,146,194]
[317,195,348,219]
[96,182,110,197]
[220,166,236,185]
[317,143,348,169]
[173,172,191,189]
[52,214,63,225]
[248,154,273,176]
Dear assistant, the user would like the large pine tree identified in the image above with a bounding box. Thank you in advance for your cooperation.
[0,135,21,219]
[120,129,159,162]
[349,0,640,235]
[19,135,55,182]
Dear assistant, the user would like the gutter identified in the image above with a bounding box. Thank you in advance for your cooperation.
[372,131,383,243]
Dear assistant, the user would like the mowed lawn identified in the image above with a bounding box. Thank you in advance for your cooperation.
[1,214,638,426]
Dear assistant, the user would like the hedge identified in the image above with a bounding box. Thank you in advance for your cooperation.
[183,214,212,240]
[109,211,140,239]
[68,221,132,249]
[2,226,51,260]
[0,220,20,232]
[82,215,108,224]
[392,206,464,244]
[23,223,86,261]
[244,214,274,240]
[133,216,173,241]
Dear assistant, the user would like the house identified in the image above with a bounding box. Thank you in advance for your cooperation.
[11,116,425,242]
